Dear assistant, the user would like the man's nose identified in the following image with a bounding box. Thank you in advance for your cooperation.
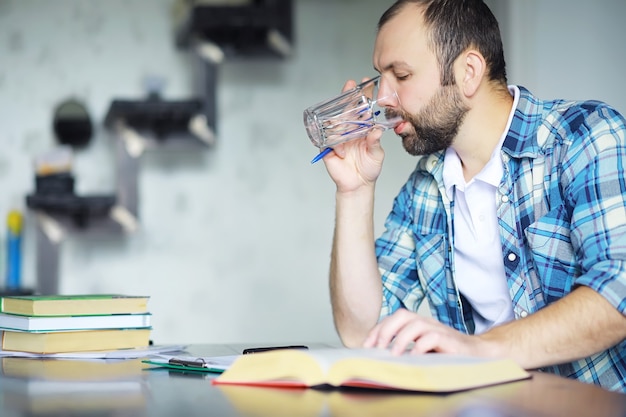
[376,80,399,108]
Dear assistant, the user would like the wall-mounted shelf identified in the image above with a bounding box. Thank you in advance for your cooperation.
[27,0,294,295]
[175,0,294,59]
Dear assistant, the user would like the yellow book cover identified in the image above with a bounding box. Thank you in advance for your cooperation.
[0,294,149,317]
[1,329,151,354]
[213,348,531,393]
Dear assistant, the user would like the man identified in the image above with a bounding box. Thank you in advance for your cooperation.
[321,0,626,391]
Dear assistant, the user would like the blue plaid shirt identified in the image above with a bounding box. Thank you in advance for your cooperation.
[375,86,626,391]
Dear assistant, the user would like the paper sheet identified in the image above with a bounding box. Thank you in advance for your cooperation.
[0,344,187,359]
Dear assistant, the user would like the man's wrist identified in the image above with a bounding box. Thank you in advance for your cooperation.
[476,327,514,362]
[335,183,376,202]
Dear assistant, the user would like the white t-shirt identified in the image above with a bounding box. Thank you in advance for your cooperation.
[441,86,520,334]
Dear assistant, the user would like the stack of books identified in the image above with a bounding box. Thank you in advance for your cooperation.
[0,294,151,354]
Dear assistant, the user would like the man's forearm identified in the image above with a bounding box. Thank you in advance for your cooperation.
[480,286,626,369]
[330,187,383,347]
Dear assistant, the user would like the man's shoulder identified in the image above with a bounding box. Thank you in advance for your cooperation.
[509,86,626,153]
[517,86,625,129]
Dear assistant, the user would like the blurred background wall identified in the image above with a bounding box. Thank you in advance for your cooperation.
[0,0,624,345]
[493,0,626,113]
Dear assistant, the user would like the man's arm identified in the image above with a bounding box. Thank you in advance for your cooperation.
[481,286,626,369]
[364,286,626,369]
[330,185,383,347]
[321,79,391,347]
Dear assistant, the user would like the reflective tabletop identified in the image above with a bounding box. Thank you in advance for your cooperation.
[1,344,626,417]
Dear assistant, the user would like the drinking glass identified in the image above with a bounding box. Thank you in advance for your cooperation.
[303,76,400,150]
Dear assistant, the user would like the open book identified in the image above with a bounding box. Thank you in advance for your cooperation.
[212,348,530,393]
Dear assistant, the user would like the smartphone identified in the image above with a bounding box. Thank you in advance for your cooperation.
[242,345,309,354]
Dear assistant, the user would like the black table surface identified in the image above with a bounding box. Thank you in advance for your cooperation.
[1,343,625,417]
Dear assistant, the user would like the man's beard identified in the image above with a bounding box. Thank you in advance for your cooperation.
[387,84,469,156]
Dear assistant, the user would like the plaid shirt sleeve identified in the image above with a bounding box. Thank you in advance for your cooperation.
[560,103,626,309]
[505,91,626,316]
[517,94,626,391]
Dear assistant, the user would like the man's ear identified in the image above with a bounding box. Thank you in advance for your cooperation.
[457,50,486,98]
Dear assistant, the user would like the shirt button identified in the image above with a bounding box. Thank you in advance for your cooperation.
[507,253,517,262]
[501,195,510,203]
[520,310,528,318]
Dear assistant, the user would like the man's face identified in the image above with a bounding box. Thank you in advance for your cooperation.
[373,5,468,155]
[386,84,469,155]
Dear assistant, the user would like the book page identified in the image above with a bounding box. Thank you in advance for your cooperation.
[0,338,186,359]
[307,348,530,392]
[305,348,494,371]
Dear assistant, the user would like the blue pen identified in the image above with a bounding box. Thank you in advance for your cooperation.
[311,147,333,164]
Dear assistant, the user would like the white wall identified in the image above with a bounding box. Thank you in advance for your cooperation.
[500,0,626,114]
[0,0,623,346]
[0,0,415,345]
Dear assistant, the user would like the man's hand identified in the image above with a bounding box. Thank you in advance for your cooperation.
[363,309,499,358]
[362,288,626,370]
[323,79,387,194]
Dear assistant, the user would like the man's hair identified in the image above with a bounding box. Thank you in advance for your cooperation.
[378,0,507,87]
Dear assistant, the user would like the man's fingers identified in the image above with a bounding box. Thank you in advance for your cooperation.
[364,310,459,355]
[366,310,416,350]
[342,80,358,93]
[389,316,445,355]
[365,127,384,149]
[363,325,381,348]
[332,143,346,158]
[409,332,444,354]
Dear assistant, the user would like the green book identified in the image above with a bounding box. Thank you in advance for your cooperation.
[0,294,150,317]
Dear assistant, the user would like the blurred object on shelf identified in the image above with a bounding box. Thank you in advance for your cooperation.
[52,99,93,149]
[6,210,23,291]
[33,147,72,177]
